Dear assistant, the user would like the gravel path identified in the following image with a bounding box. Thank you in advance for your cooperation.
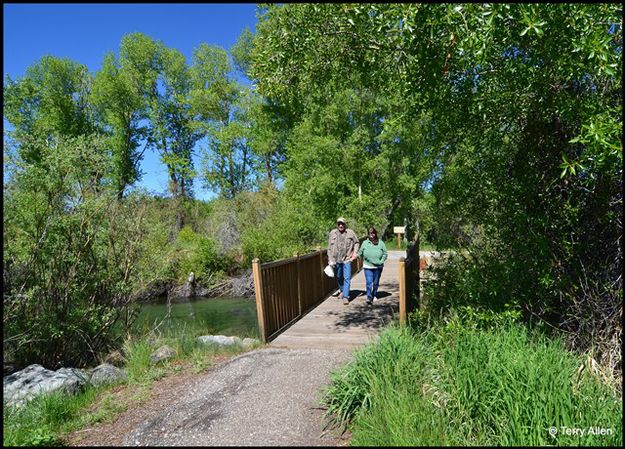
[123,347,353,446]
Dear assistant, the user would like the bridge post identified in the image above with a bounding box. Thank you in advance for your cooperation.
[399,256,407,326]
[415,234,421,304]
[294,252,302,316]
[252,258,267,342]
[316,246,324,299]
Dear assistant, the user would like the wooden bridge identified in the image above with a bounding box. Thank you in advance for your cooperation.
[251,239,421,350]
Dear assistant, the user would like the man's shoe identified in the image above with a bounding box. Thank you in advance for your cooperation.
[366,298,373,305]
[373,296,378,302]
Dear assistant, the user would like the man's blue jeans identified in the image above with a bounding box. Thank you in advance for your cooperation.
[364,266,383,299]
[334,261,352,298]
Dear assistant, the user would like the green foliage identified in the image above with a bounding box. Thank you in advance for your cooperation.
[131,195,176,288]
[278,88,433,239]
[170,225,227,283]
[191,42,268,200]
[3,135,145,368]
[91,48,149,198]
[323,322,622,446]
[231,27,255,76]
[127,195,241,292]
[239,188,328,264]
[3,55,95,153]
[197,86,262,199]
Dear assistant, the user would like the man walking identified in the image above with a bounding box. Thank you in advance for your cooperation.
[327,217,360,305]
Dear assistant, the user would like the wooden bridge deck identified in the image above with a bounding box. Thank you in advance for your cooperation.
[270,251,405,350]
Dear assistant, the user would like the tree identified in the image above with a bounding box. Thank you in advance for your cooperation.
[246,94,291,186]
[231,27,255,76]
[249,3,623,372]
[191,43,259,199]
[91,49,149,199]
[280,87,430,237]
[4,55,96,164]
[152,45,200,201]
[232,28,291,187]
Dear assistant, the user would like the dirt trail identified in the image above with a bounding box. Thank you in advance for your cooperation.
[69,347,353,446]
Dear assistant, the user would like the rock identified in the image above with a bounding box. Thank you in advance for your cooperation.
[240,338,261,350]
[88,363,128,388]
[102,350,125,367]
[194,286,211,297]
[149,345,176,365]
[168,282,195,300]
[196,335,242,347]
[3,364,90,408]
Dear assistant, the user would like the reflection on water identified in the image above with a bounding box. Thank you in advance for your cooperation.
[133,296,259,339]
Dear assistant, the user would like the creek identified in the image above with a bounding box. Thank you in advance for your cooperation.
[132,296,259,339]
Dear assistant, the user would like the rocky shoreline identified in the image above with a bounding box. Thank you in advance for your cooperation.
[133,269,255,303]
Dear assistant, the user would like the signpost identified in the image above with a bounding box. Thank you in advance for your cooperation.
[393,226,405,249]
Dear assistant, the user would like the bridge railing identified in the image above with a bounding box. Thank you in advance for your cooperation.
[399,234,420,326]
[252,244,364,342]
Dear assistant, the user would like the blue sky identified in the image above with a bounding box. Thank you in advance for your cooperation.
[3,3,259,200]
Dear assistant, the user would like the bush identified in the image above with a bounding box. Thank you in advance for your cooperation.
[169,226,229,283]
[3,135,147,369]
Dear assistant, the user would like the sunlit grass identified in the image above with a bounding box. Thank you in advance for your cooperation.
[322,323,622,446]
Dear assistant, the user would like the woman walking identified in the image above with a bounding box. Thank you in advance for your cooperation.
[357,227,388,305]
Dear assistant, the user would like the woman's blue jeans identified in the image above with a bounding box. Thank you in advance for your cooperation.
[334,261,352,298]
[364,266,383,299]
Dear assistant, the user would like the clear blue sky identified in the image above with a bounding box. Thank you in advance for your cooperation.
[3,3,259,201]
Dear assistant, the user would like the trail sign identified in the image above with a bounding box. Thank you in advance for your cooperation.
[394,226,405,249]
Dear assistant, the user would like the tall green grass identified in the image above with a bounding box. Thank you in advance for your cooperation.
[3,387,100,446]
[322,323,622,446]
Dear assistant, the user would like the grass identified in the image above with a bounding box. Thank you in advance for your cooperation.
[322,321,622,446]
[3,329,264,447]
[3,386,101,447]
[384,237,410,250]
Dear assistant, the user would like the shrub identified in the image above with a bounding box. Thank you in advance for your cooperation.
[169,226,229,283]
[3,135,145,369]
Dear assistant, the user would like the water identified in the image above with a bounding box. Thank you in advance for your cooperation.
[132,296,259,339]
